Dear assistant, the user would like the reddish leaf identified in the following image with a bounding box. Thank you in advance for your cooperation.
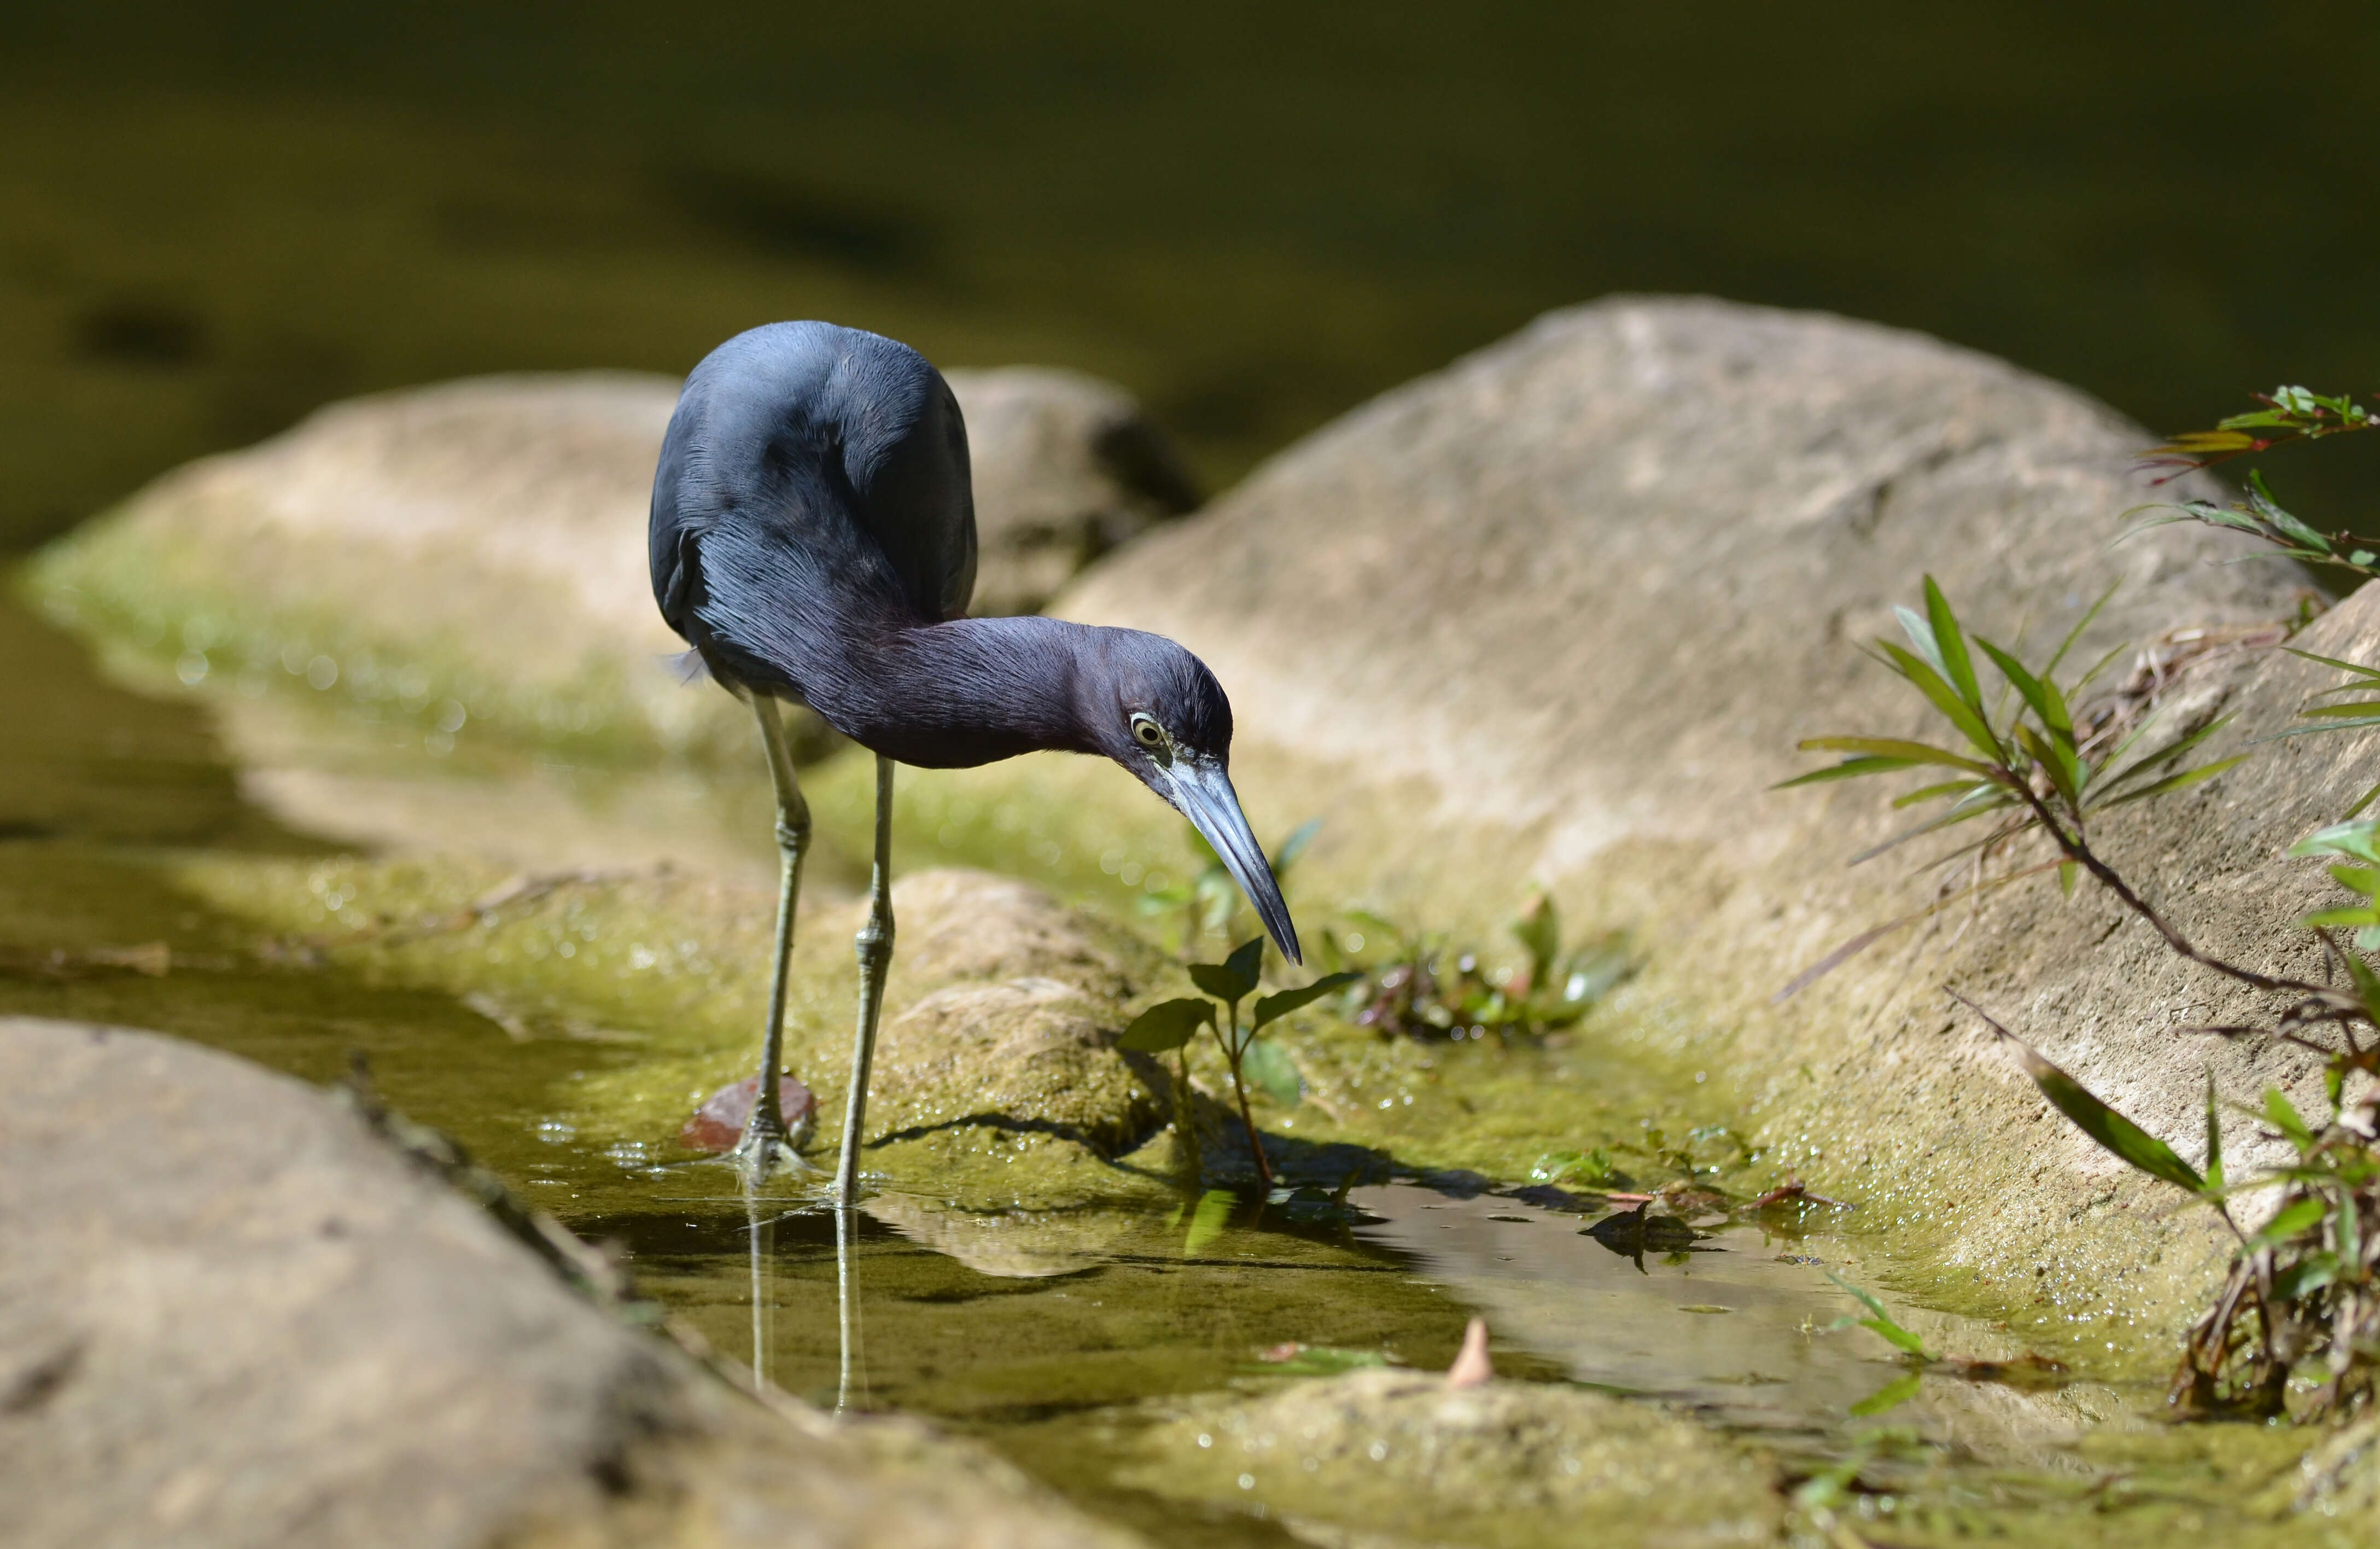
[679,1074,819,1153]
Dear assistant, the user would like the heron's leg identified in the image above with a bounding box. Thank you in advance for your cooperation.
[833,755,896,1206]
[733,692,812,1180]
[835,1199,858,1412]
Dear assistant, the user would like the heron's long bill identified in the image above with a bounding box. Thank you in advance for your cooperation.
[1163,758,1302,965]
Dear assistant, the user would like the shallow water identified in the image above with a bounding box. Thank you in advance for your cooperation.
[0,589,2350,1546]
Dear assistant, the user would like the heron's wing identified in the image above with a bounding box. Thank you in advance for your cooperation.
[846,370,977,623]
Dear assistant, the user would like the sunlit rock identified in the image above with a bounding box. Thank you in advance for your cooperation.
[949,365,1200,616]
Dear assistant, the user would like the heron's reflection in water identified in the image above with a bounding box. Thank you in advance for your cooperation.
[836,1206,866,1412]
[733,1189,867,1411]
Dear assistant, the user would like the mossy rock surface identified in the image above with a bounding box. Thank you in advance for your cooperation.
[1121,1369,1779,1548]
[171,853,1176,1210]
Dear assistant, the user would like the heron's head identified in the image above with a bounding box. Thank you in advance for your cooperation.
[1082,628,1300,965]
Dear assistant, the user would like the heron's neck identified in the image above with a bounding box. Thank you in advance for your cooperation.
[816,614,1103,769]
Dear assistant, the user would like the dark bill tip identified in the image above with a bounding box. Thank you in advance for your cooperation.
[1170,759,1302,965]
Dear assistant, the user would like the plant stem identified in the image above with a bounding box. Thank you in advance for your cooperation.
[2011,780,2324,998]
[1219,997,1273,1187]
[1172,1046,1202,1182]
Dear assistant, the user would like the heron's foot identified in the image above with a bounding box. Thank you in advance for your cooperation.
[729,1117,802,1182]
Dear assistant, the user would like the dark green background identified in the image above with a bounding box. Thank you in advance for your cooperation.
[5,3,2378,550]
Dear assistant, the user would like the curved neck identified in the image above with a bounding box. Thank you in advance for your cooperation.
[808,614,1104,769]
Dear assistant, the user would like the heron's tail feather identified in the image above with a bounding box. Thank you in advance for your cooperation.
[662,648,712,686]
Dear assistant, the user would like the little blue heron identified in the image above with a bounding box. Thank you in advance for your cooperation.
[650,321,1300,1203]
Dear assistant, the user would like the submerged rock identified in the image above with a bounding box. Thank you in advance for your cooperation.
[27,364,1193,764]
[0,1016,1140,1549]
[1122,1367,1778,1548]
[172,854,1172,1210]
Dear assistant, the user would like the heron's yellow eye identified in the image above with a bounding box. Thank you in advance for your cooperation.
[1130,714,1166,749]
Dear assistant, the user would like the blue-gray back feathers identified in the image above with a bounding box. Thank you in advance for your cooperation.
[650,322,977,692]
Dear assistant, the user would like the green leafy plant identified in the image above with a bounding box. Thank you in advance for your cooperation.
[2131,385,2380,581]
[2258,648,2380,819]
[1786,575,2380,1417]
[1340,895,1631,1041]
[1120,936,1357,1187]
[1777,576,2247,992]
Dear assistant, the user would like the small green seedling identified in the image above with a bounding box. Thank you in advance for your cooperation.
[1343,894,1632,1041]
[1121,936,1357,1187]
[1826,1270,1934,1416]
[1144,818,1321,951]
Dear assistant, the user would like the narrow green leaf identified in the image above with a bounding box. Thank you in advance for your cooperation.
[2015,723,2084,811]
[1879,642,2002,758]
[1181,1187,1234,1256]
[1824,1271,1932,1360]
[1962,998,2203,1192]
[2302,906,2380,931]
[1848,1371,1925,1417]
[2347,778,2380,820]
[1794,736,1998,777]
[2292,822,2380,866]
[2264,1088,2314,1151]
[1512,896,1560,984]
[1892,779,1992,810]
[1923,576,1985,717]
[2283,647,2380,682]
[2266,716,2380,741]
[2043,581,2119,678]
[1845,799,2017,867]
[2329,865,2380,898]
[2272,1254,2343,1302]
[2204,1072,2224,1194]
[1975,636,2073,737]
[1772,755,1925,789]
[1250,971,1362,1031]
[1119,998,1214,1053]
[2091,755,2248,811]
[2246,1197,2327,1251]
[2093,715,2237,796]
[2058,860,2079,898]
[1270,818,1322,877]
[2249,472,2332,550]
[1894,604,1950,680]
[1240,1036,1303,1107]
[2297,702,2380,719]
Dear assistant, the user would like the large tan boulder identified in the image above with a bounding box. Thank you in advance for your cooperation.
[1058,295,2319,1343]
[0,1016,1141,1549]
[26,365,1193,765]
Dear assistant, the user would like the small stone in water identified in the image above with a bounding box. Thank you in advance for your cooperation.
[1444,1317,1493,1388]
[678,1074,818,1154]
